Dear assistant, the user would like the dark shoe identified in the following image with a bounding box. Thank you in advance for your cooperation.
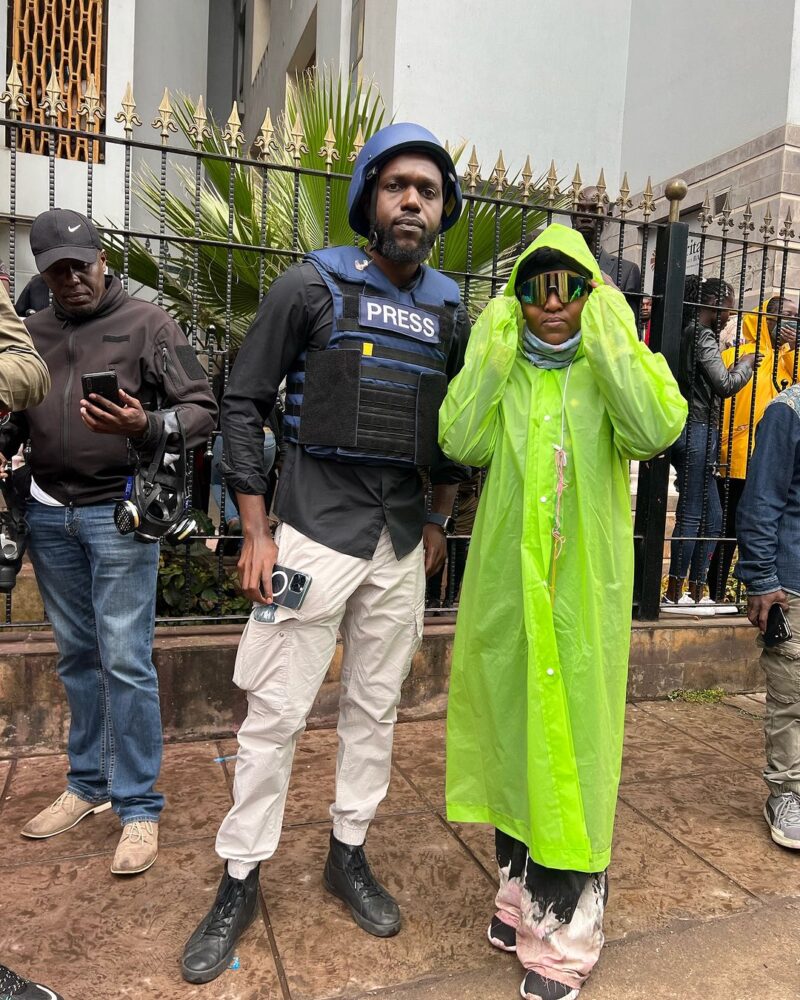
[0,964,63,999]
[520,971,580,1000]
[181,864,260,984]
[487,914,517,952]
[323,833,401,937]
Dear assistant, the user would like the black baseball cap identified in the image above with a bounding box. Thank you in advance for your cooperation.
[30,208,103,273]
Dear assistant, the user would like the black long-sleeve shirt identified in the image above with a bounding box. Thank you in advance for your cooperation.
[221,261,471,559]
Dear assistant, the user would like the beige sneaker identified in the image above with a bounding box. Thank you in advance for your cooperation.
[111,820,159,875]
[21,789,111,839]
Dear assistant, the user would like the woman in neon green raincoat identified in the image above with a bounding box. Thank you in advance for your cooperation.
[440,224,686,1000]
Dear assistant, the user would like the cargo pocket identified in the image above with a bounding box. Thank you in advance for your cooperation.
[232,608,299,694]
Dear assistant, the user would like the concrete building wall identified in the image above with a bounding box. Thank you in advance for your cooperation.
[621,0,797,192]
[239,0,350,136]
[389,0,632,188]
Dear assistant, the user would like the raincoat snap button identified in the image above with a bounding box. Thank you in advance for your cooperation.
[540,495,547,503]
[544,414,551,421]
[546,668,555,676]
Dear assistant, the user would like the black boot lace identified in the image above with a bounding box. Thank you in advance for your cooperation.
[204,877,247,938]
[348,847,384,898]
[0,965,28,996]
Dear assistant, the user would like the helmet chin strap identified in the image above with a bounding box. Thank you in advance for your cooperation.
[366,182,380,252]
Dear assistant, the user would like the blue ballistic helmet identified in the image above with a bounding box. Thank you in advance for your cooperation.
[347,122,463,238]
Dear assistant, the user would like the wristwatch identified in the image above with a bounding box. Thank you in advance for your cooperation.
[425,512,454,533]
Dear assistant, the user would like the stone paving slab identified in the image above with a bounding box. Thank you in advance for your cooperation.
[1,701,795,1000]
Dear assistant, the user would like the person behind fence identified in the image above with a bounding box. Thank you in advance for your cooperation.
[573,186,642,312]
[709,295,798,602]
[662,276,754,614]
[180,123,470,984]
[0,209,217,878]
[439,223,685,1000]
[0,262,59,1000]
[736,383,800,852]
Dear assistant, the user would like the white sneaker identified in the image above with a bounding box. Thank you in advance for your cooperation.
[698,597,739,615]
[661,594,715,617]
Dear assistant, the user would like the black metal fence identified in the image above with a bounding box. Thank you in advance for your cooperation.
[0,85,795,628]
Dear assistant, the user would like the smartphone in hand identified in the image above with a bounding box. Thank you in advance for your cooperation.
[764,603,793,647]
[81,370,119,405]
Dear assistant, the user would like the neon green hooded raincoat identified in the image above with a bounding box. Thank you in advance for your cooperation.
[440,224,686,872]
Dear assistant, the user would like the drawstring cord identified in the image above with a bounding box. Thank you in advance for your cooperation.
[549,361,574,603]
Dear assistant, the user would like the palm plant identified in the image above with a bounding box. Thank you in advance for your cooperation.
[103,71,554,344]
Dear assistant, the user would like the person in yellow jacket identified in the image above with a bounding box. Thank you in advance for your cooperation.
[709,296,798,600]
[439,224,685,1000]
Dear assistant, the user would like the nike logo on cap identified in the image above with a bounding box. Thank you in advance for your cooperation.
[67,224,81,233]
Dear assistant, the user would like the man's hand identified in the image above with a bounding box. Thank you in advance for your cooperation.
[80,388,148,437]
[238,530,279,604]
[423,523,447,578]
[746,589,789,633]
[235,493,277,604]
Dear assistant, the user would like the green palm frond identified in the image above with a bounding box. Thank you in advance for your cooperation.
[103,70,557,343]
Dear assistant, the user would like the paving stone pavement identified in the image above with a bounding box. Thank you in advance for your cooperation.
[1,698,797,1000]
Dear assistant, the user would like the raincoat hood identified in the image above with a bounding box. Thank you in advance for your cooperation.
[504,223,603,300]
[743,298,777,351]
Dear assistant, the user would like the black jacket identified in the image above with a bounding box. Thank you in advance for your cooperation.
[1,277,217,505]
[678,322,752,425]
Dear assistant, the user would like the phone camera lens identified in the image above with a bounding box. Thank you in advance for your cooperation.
[289,574,306,594]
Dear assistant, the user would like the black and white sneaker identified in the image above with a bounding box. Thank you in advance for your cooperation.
[0,965,63,1000]
[520,970,580,1000]
[487,914,517,952]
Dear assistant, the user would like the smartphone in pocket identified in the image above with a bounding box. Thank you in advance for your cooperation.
[81,370,120,405]
[764,603,793,648]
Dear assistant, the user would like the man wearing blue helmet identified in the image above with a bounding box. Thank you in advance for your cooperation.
[181,123,470,983]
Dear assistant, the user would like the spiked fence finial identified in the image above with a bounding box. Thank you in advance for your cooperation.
[318,119,340,173]
[595,168,608,208]
[698,190,712,232]
[188,96,211,148]
[520,155,534,202]
[347,124,365,163]
[0,64,28,116]
[223,102,244,153]
[286,113,309,165]
[546,160,560,207]
[255,108,277,160]
[464,146,482,194]
[114,82,142,136]
[42,70,67,124]
[152,88,178,145]
[616,172,632,218]
[759,204,775,240]
[77,77,103,129]
[718,191,733,233]
[639,177,655,222]
[740,197,754,234]
[780,205,795,243]
[570,165,583,210]
[490,151,508,195]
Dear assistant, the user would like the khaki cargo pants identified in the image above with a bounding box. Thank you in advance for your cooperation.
[215,524,425,864]
[761,593,800,796]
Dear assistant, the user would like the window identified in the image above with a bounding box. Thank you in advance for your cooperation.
[8,0,108,162]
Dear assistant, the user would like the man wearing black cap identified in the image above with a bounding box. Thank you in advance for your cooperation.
[181,123,470,984]
[1,208,216,876]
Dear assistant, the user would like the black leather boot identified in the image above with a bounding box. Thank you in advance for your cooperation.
[181,864,260,984]
[323,832,401,937]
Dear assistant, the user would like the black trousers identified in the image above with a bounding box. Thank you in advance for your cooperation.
[708,477,746,601]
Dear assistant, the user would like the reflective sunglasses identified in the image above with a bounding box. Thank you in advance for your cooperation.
[518,271,591,307]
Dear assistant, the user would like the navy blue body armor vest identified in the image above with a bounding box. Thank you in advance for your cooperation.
[283,246,461,467]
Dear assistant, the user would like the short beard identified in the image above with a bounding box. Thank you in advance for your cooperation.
[372,223,437,265]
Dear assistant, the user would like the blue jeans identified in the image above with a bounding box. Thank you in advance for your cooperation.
[210,430,276,522]
[27,501,164,823]
[668,422,722,585]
